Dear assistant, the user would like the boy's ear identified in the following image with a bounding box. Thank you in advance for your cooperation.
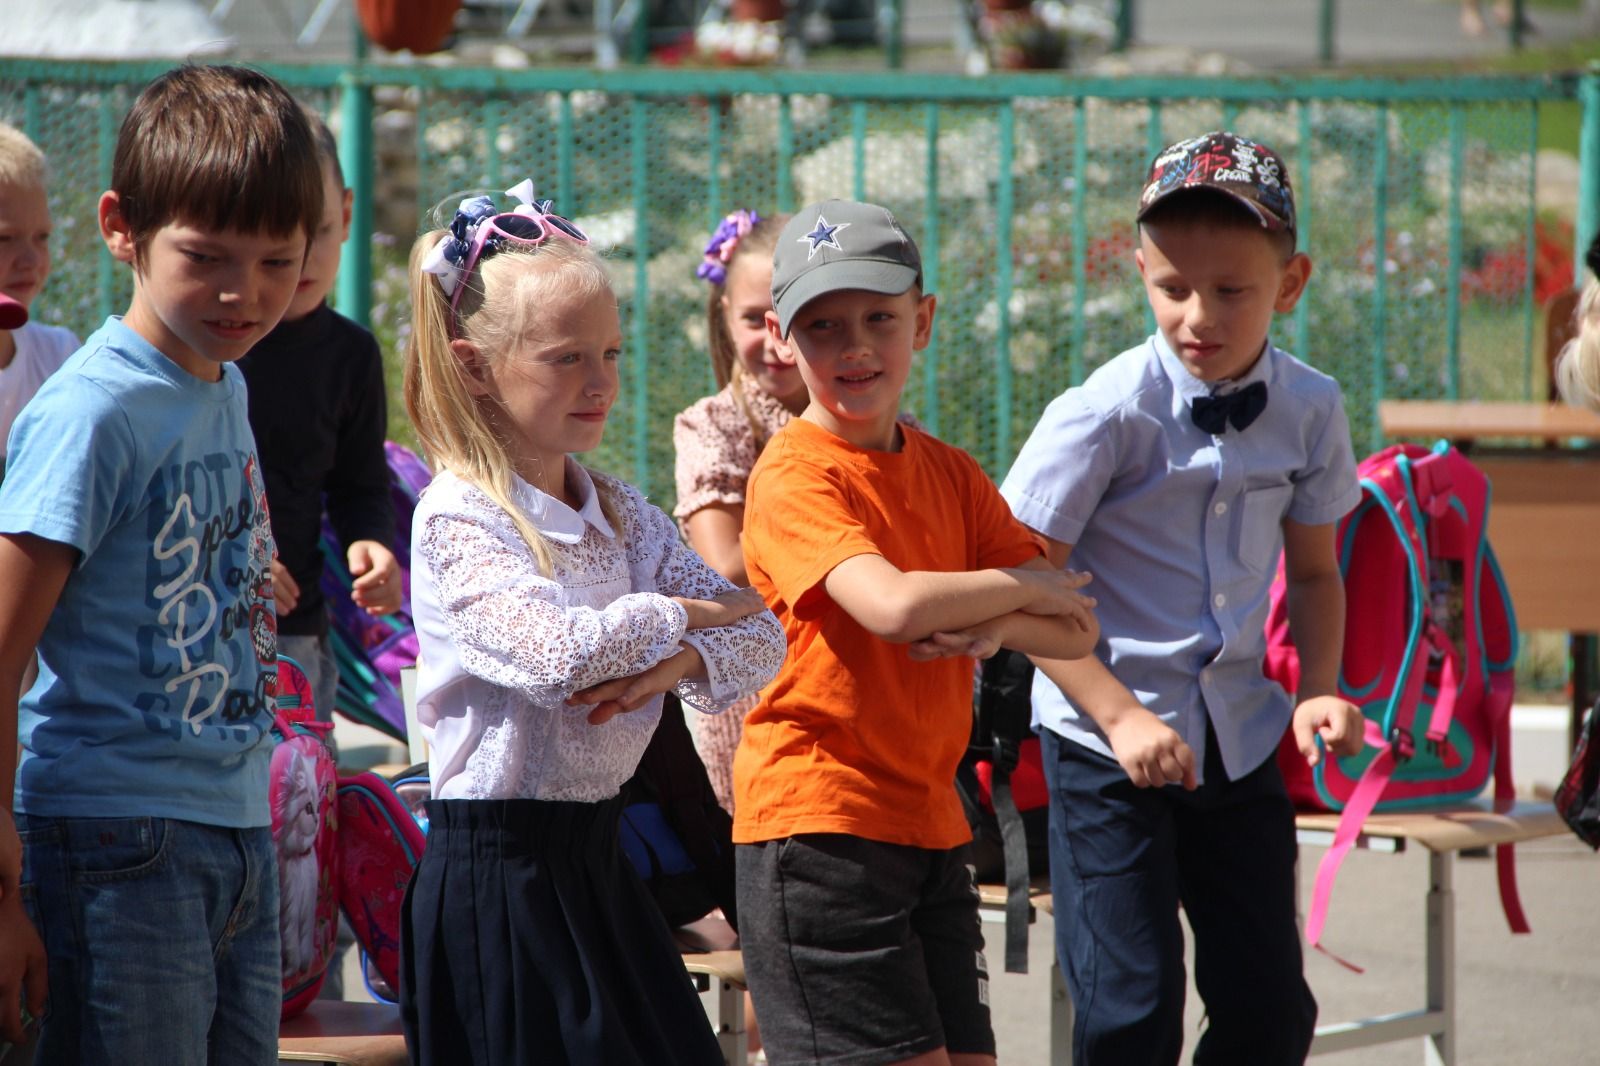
[1133,246,1147,280]
[912,292,937,350]
[448,338,492,397]
[339,187,354,242]
[98,191,137,266]
[765,309,798,366]
[1274,252,1313,314]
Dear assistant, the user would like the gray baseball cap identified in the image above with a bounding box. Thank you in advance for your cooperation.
[771,199,923,338]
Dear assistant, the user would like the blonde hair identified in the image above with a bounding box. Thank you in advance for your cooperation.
[705,213,788,450]
[405,232,621,575]
[0,122,46,190]
[1556,279,1600,412]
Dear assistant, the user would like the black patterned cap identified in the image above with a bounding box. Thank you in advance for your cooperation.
[1137,131,1296,236]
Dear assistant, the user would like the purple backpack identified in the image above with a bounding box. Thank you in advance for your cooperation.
[319,441,432,740]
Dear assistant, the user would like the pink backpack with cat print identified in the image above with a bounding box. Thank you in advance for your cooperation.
[270,656,341,1019]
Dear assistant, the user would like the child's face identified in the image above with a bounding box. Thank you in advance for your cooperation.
[0,181,52,311]
[722,254,804,405]
[767,286,934,449]
[1136,219,1310,383]
[285,162,352,321]
[102,194,307,380]
[465,282,621,487]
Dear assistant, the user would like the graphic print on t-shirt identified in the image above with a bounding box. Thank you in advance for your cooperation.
[140,449,278,739]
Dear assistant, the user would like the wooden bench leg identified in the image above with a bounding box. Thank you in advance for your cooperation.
[693,972,746,1066]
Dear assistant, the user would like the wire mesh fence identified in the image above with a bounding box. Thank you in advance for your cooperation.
[0,62,1582,511]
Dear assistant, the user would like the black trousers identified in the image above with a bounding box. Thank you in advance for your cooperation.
[400,796,722,1066]
[1041,725,1318,1066]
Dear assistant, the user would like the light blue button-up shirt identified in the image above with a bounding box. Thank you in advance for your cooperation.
[1001,333,1361,783]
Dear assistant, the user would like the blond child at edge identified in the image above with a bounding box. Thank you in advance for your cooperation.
[0,64,324,1062]
[1000,132,1367,1066]
[0,122,78,484]
[400,182,785,1065]
[734,199,1100,1066]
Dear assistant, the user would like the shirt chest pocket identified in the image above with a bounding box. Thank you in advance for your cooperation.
[1239,484,1294,574]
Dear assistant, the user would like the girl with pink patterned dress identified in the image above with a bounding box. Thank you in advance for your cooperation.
[672,209,803,812]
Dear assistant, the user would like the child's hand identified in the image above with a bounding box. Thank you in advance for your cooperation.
[348,540,402,616]
[1105,706,1197,790]
[570,643,706,724]
[1291,696,1366,767]
[674,587,764,630]
[0,889,45,1049]
[271,557,299,615]
[908,618,1006,662]
[1013,567,1097,630]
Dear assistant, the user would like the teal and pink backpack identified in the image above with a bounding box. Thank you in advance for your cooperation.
[1263,441,1530,960]
[335,767,428,1001]
[270,656,341,1019]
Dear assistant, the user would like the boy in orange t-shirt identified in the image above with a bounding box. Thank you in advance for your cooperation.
[733,199,1100,1066]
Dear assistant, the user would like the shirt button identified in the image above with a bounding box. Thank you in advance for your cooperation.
[1213,502,1228,516]
[1213,593,1227,608]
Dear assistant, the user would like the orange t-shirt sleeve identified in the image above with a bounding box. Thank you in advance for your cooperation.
[743,455,883,619]
[955,445,1045,571]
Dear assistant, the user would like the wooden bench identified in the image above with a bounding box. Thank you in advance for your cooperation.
[277,937,749,1066]
[1296,799,1566,1064]
[277,1000,407,1066]
[978,800,1568,1065]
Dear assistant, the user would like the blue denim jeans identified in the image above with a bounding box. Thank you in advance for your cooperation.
[17,813,281,1066]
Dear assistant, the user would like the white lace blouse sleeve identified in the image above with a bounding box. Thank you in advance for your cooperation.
[418,503,688,703]
[614,480,787,713]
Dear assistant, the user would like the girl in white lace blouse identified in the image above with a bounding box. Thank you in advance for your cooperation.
[398,184,785,1066]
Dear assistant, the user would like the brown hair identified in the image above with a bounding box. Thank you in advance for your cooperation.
[112,65,323,262]
[302,104,344,187]
[704,213,788,449]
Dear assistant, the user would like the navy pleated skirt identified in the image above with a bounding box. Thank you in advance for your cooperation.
[399,796,723,1066]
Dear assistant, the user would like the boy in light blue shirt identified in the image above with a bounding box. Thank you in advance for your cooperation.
[0,65,324,1062]
[1001,132,1367,1066]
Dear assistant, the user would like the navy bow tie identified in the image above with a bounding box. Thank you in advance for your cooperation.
[1191,381,1268,435]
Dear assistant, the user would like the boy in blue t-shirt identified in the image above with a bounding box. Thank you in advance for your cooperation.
[0,65,324,1062]
[1002,132,1367,1065]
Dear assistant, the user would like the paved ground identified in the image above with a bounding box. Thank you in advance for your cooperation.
[332,707,1599,1065]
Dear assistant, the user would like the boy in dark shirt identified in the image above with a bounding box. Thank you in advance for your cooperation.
[238,111,400,725]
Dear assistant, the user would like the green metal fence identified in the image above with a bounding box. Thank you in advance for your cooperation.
[0,60,1591,511]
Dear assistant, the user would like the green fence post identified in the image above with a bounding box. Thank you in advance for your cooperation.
[1070,96,1088,386]
[884,0,904,70]
[922,103,940,434]
[995,101,1015,474]
[1114,0,1134,52]
[336,69,373,329]
[1447,104,1464,400]
[1318,0,1336,66]
[630,97,650,493]
[97,92,117,325]
[1508,0,1526,51]
[1578,66,1600,286]
[1371,103,1389,453]
[629,1,650,65]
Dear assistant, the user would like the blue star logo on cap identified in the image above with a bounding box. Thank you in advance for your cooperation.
[800,215,850,260]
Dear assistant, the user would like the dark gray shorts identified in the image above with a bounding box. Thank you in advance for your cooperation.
[735,834,995,1066]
